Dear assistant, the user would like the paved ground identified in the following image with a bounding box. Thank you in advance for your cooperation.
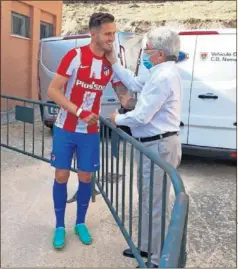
[177,156,236,268]
[1,113,236,268]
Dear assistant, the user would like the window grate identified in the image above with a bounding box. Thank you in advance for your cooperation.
[40,21,54,39]
[11,12,30,38]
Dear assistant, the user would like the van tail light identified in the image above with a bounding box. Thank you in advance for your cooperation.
[37,76,42,101]
[119,45,123,66]
[230,152,237,158]
[119,45,127,68]
[37,50,41,100]
[179,31,219,35]
[135,48,142,76]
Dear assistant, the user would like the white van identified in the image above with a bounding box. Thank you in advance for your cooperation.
[176,29,236,160]
[122,28,236,160]
[38,29,236,160]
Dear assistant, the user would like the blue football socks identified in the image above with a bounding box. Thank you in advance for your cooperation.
[53,179,67,228]
[76,181,92,224]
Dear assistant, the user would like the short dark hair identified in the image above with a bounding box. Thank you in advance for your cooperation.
[89,12,115,29]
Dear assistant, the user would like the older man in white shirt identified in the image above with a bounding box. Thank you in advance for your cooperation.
[107,27,182,267]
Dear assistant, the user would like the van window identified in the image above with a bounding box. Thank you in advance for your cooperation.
[41,38,92,73]
[121,34,142,72]
[41,39,76,72]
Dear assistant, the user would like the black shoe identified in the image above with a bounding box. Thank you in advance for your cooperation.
[67,187,101,204]
[67,191,77,203]
[123,248,150,258]
[136,262,158,268]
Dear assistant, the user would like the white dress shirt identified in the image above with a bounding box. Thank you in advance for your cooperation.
[112,61,182,138]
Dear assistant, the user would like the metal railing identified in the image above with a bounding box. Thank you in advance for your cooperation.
[1,94,189,268]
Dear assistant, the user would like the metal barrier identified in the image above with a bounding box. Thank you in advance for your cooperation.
[1,94,189,268]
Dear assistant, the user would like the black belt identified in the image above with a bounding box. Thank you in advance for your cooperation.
[135,131,178,143]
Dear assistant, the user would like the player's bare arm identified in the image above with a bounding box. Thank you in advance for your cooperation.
[48,73,78,115]
[112,82,137,110]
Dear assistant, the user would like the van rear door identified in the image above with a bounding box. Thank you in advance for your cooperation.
[177,33,197,145]
[188,30,236,149]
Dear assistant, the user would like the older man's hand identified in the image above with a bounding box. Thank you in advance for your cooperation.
[110,111,119,126]
[105,47,117,65]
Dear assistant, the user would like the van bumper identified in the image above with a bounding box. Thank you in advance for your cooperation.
[39,101,58,128]
[182,144,237,161]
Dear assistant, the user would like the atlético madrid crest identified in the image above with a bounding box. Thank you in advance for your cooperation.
[200,52,208,60]
[51,153,56,161]
[104,65,110,76]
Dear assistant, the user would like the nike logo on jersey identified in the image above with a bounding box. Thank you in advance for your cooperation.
[79,65,89,68]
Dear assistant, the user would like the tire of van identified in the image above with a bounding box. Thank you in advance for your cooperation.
[44,121,53,129]
[39,104,53,130]
[39,104,44,121]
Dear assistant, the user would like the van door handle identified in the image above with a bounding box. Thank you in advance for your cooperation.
[234,122,237,126]
[198,94,218,99]
[107,98,116,102]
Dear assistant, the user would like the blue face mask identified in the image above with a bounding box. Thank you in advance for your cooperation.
[142,53,153,69]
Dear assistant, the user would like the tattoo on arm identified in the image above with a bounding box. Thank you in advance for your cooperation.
[112,82,128,101]
[112,82,137,110]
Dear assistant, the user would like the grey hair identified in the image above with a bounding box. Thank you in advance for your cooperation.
[146,27,180,57]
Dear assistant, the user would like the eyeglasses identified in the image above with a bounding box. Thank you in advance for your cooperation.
[143,48,162,55]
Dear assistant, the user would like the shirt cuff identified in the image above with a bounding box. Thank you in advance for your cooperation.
[115,114,127,126]
[112,62,122,74]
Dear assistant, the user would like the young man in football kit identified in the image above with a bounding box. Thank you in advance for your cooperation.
[48,12,126,249]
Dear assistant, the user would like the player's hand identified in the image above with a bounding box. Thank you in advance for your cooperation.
[110,111,119,126]
[105,47,117,65]
[82,113,99,125]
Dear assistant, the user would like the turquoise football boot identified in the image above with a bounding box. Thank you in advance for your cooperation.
[74,223,92,245]
[53,227,66,249]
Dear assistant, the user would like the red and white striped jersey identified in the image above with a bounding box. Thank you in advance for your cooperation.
[54,45,117,133]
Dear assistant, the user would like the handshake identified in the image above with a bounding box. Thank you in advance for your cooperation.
[77,110,118,126]
[75,107,132,136]
[75,108,119,126]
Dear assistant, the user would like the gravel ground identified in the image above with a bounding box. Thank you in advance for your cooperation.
[1,111,236,268]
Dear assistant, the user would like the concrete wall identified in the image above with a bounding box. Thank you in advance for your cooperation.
[1,1,62,103]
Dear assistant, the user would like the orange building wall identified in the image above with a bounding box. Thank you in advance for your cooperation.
[1,1,62,104]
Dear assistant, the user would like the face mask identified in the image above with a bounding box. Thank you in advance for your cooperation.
[142,53,153,69]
